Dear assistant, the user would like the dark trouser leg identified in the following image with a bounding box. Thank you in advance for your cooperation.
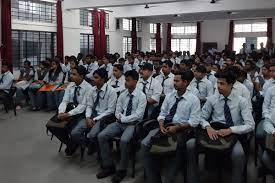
[262,150,275,175]
[231,141,245,183]
[186,138,200,183]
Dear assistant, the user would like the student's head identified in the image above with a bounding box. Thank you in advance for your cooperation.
[194,64,207,80]
[24,60,31,69]
[93,68,108,87]
[162,60,173,75]
[215,68,237,96]
[77,53,83,61]
[153,60,162,71]
[103,54,110,65]
[124,70,139,90]
[70,57,78,69]
[85,54,94,65]
[237,69,247,83]
[127,55,135,64]
[225,58,234,66]
[211,63,220,72]
[118,58,126,65]
[64,56,70,64]
[51,60,60,70]
[113,64,123,79]
[262,64,270,78]
[270,63,275,79]
[1,63,9,73]
[174,71,194,92]
[180,59,192,71]
[140,63,154,80]
[71,65,87,84]
[40,61,49,69]
[244,60,255,71]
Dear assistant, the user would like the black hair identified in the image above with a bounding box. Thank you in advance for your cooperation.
[49,59,62,82]
[93,68,108,82]
[263,64,270,70]
[113,64,124,72]
[74,65,87,77]
[124,70,139,81]
[163,60,173,68]
[211,63,220,70]
[195,64,207,73]
[214,66,237,85]
[65,56,70,60]
[24,60,31,66]
[118,58,126,62]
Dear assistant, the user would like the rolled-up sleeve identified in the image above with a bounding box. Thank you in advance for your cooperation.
[200,99,213,129]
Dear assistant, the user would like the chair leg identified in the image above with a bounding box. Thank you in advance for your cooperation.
[58,142,63,152]
[132,149,136,178]
[255,137,258,167]
[12,99,16,116]
[80,145,85,160]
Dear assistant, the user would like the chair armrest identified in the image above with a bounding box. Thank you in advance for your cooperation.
[143,119,159,131]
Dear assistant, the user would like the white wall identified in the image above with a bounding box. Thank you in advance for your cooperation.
[201,19,230,51]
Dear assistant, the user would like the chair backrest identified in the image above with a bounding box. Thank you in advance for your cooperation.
[8,86,17,97]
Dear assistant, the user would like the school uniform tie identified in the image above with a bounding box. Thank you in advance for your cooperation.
[142,81,148,94]
[196,80,201,91]
[224,97,234,127]
[161,76,169,87]
[92,89,102,117]
[207,73,211,80]
[165,97,183,123]
[0,74,5,84]
[142,81,149,119]
[114,80,119,88]
[73,86,80,105]
[126,94,134,116]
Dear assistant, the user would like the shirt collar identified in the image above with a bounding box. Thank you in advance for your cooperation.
[219,91,234,101]
[140,76,152,84]
[127,87,139,97]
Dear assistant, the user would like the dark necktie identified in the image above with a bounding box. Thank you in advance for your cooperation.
[196,80,201,91]
[224,97,234,127]
[162,76,169,87]
[131,64,134,70]
[142,81,148,94]
[73,86,80,104]
[92,89,101,117]
[0,74,5,84]
[207,73,211,80]
[115,80,119,88]
[126,94,134,116]
[165,97,183,123]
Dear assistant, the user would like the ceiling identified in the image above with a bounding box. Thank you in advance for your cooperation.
[64,0,275,23]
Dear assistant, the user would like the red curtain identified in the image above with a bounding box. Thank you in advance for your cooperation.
[166,23,171,51]
[196,22,201,54]
[228,20,234,52]
[93,10,100,58]
[56,0,64,58]
[1,0,12,70]
[99,10,107,58]
[156,23,162,54]
[131,18,137,53]
[267,18,273,48]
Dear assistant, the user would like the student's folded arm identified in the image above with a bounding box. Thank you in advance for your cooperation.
[200,99,213,129]
[157,95,170,122]
[58,88,71,113]
[68,104,86,116]
[262,89,272,120]
[230,99,255,134]
[263,120,275,135]
[187,97,201,127]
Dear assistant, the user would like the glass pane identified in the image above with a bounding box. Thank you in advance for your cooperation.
[257,37,267,49]
[234,37,246,53]
[252,23,267,32]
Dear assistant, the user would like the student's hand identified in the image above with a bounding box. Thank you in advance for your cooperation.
[86,118,95,128]
[272,133,275,137]
[218,128,232,137]
[206,126,219,140]
[58,113,70,121]
[116,114,122,123]
[159,124,167,134]
[166,126,178,135]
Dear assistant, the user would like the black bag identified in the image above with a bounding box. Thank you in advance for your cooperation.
[46,103,83,144]
[197,122,238,151]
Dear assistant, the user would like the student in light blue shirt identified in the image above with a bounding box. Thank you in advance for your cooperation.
[141,71,201,183]
[186,68,255,183]
[96,70,146,182]
[0,63,15,104]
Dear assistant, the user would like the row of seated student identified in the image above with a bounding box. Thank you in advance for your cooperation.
[1,47,275,183]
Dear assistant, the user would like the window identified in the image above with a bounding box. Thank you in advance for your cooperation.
[150,24,157,34]
[234,21,267,33]
[137,37,142,51]
[11,0,56,23]
[80,9,93,27]
[171,38,196,54]
[105,13,109,29]
[150,38,156,51]
[233,37,268,52]
[106,35,110,53]
[80,34,94,57]
[123,37,132,57]
[122,18,142,31]
[233,37,246,53]
[171,24,197,35]
[12,30,56,68]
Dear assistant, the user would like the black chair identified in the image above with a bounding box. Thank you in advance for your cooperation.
[1,86,17,116]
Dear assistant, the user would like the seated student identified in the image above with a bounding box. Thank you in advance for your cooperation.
[15,60,34,109]
[179,59,192,72]
[85,55,99,82]
[152,59,162,78]
[186,69,255,183]
[96,70,147,182]
[141,71,201,183]
[205,62,217,87]
[28,61,50,111]
[64,56,78,83]
[66,68,117,156]
[107,64,125,95]
[254,64,271,93]
[261,85,275,175]
[55,66,92,153]
[124,55,140,73]
[190,64,214,103]
[141,54,153,65]
[262,63,275,96]
[0,63,15,101]
[101,54,113,79]
[170,52,181,65]
[155,60,174,95]
[137,63,162,119]
[61,56,71,73]
[42,60,65,111]
[237,69,254,98]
